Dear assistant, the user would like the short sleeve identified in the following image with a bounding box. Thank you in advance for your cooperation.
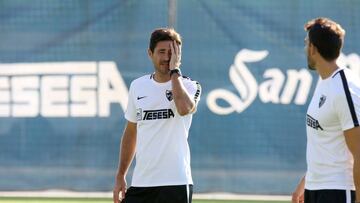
[183,79,202,105]
[124,82,137,123]
[334,82,360,131]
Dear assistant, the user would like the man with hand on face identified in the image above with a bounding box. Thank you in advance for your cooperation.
[113,28,201,203]
[292,17,360,203]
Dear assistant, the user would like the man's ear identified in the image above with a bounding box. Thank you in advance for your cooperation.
[148,49,153,58]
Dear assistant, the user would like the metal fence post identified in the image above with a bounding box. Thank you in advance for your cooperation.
[168,0,177,28]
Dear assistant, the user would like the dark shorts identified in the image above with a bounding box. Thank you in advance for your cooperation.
[305,189,356,203]
[121,184,193,203]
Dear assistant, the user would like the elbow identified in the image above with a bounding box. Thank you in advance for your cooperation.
[174,98,196,116]
[177,108,191,116]
[176,104,195,116]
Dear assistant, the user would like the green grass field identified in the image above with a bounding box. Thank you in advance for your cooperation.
[0,197,291,203]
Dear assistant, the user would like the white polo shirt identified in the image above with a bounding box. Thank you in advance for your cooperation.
[305,68,360,190]
[125,74,201,187]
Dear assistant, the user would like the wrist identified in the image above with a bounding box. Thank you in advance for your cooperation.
[170,68,181,77]
[116,171,126,178]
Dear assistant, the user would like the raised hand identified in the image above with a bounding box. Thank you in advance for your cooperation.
[169,40,181,70]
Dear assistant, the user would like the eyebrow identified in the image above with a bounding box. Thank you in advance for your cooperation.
[158,48,170,52]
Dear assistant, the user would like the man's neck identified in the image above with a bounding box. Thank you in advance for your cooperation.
[153,72,171,83]
[316,60,339,79]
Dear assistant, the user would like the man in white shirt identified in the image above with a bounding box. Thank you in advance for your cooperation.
[113,28,201,203]
[292,17,360,203]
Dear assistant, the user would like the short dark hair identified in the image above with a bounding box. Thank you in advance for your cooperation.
[149,28,182,53]
[304,17,345,61]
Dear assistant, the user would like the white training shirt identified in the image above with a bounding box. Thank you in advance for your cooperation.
[125,73,201,187]
[305,68,360,190]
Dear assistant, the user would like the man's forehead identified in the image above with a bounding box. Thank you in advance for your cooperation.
[155,40,172,49]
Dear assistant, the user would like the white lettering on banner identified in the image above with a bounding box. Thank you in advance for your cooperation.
[12,76,40,117]
[207,49,360,115]
[41,76,69,117]
[0,77,10,116]
[0,62,128,117]
[98,62,128,117]
[207,49,265,115]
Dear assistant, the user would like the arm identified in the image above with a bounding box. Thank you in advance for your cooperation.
[113,121,137,203]
[292,175,305,203]
[169,40,195,116]
[171,74,196,116]
[344,127,360,202]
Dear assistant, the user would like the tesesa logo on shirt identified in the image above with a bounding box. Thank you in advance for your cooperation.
[0,62,128,117]
[307,114,323,130]
[140,109,175,120]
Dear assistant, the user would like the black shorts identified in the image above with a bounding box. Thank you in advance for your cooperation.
[305,189,356,203]
[121,184,193,203]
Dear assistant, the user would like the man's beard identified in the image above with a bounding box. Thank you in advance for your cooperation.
[308,64,316,70]
[307,56,316,71]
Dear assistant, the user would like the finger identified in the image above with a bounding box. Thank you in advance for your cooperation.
[172,40,179,58]
[121,187,126,200]
[177,42,181,55]
[178,43,181,62]
[173,41,178,56]
[291,196,298,203]
[172,41,176,56]
[113,190,119,203]
[170,41,175,57]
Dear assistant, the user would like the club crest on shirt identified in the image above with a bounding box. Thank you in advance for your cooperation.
[166,90,173,101]
[319,94,326,108]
